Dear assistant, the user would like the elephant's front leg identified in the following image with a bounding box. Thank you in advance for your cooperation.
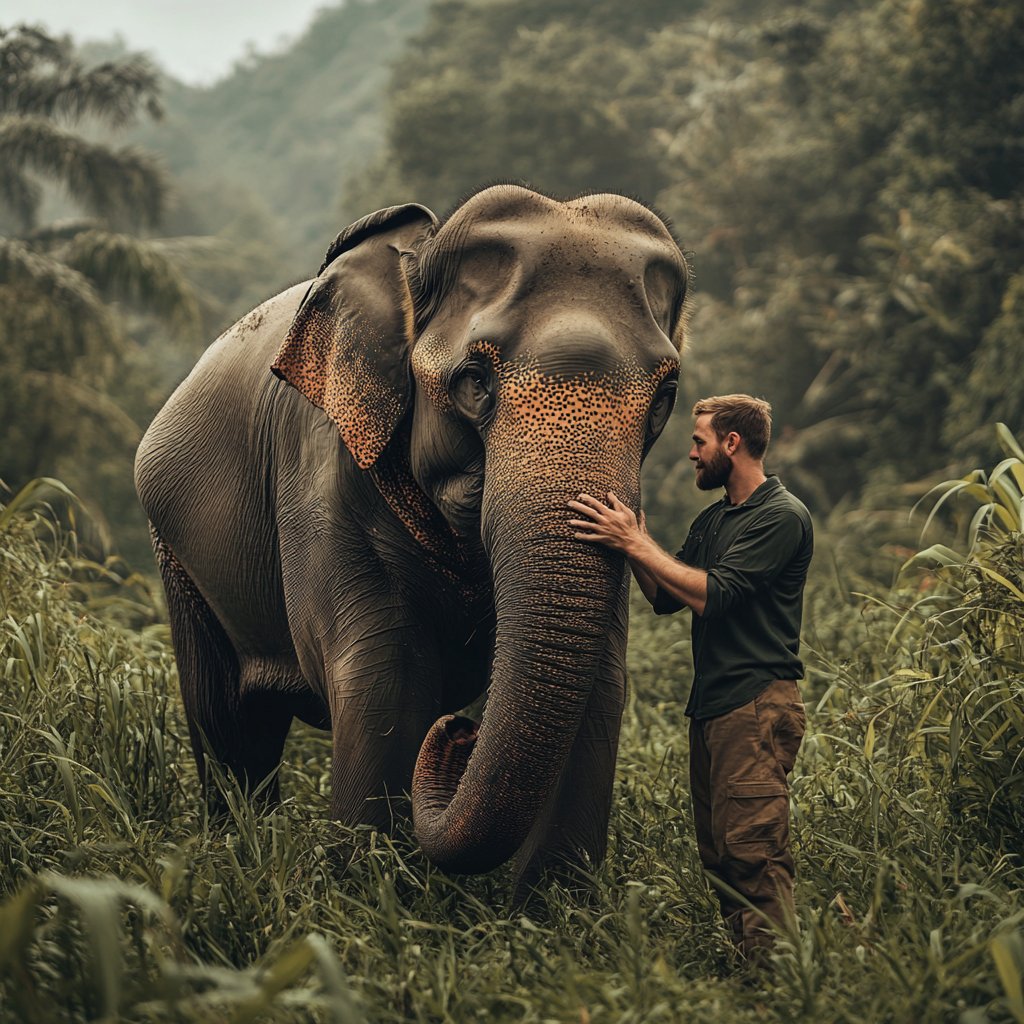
[325,628,442,830]
[512,601,629,897]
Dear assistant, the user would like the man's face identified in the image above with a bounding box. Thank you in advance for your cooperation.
[689,414,732,491]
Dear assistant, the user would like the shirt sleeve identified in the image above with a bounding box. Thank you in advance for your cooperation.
[652,545,687,615]
[653,586,685,615]
[703,509,807,619]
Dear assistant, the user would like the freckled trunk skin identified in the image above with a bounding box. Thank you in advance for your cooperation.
[412,482,632,873]
[411,351,658,872]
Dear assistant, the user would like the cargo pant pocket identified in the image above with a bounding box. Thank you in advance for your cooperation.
[723,780,789,856]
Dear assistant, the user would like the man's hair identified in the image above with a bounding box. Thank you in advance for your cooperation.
[692,394,773,460]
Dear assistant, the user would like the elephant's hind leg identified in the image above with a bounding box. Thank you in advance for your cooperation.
[152,527,290,809]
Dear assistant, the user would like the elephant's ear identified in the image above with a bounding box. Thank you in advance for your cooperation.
[272,203,438,469]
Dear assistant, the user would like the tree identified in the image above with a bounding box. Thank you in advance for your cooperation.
[345,0,1023,545]
[654,0,1024,516]
[340,0,700,217]
[0,25,201,551]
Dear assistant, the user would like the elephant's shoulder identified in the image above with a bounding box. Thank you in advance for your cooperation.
[212,282,313,367]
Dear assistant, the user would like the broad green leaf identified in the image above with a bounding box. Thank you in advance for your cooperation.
[967,503,996,550]
[991,475,1024,527]
[915,479,971,538]
[963,482,998,505]
[901,544,964,572]
[989,459,1024,500]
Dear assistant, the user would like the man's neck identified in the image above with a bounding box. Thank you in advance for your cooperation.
[724,464,768,505]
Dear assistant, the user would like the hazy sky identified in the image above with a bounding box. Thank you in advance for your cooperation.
[3,1,331,84]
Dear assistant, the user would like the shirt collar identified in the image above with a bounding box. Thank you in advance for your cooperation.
[723,474,781,511]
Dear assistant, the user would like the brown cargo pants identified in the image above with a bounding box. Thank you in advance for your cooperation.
[688,678,806,959]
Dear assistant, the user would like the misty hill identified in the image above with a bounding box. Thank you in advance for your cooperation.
[134,0,428,281]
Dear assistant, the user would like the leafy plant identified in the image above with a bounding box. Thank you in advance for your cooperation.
[890,425,1024,849]
[4,464,1024,1021]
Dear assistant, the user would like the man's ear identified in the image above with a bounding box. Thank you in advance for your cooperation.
[272,204,438,469]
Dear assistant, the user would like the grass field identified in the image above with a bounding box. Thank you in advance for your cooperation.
[2,461,1023,1023]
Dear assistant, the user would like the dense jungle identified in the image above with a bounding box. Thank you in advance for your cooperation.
[1,0,1023,1020]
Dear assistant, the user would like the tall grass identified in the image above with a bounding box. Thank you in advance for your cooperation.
[1,452,1023,1023]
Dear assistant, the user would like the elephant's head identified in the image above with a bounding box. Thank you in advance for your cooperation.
[272,185,689,873]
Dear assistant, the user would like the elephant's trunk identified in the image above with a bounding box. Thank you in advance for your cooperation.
[411,349,658,873]
[411,470,634,874]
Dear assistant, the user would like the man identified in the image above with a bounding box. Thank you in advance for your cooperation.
[568,393,813,960]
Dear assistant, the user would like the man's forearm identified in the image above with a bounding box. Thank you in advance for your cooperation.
[627,535,708,615]
[629,559,660,604]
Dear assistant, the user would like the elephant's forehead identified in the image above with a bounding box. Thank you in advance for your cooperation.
[447,185,672,237]
[437,188,682,268]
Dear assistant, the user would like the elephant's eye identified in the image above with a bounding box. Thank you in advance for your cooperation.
[646,380,678,441]
[452,366,495,422]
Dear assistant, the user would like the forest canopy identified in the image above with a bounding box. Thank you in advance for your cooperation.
[3,0,1020,565]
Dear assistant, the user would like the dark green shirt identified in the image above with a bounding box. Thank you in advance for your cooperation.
[654,476,813,719]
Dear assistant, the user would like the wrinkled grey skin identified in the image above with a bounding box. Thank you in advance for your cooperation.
[135,185,688,888]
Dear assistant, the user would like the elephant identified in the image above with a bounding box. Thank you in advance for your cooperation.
[134,184,689,888]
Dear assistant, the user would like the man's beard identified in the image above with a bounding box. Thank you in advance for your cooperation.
[695,449,732,490]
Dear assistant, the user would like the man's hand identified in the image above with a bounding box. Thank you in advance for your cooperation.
[569,491,709,615]
[568,491,642,555]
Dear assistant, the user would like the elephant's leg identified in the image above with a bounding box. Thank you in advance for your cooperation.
[154,529,293,809]
[233,658,306,806]
[153,527,243,805]
[325,632,441,831]
[511,610,628,898]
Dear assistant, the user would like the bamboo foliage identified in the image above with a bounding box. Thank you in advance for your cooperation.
[0,237,113,365]
[0,25,166,233]
[60,229,200,331]
[911,423,1024,560]
[0,116,166,231]
[886,427,1024,847]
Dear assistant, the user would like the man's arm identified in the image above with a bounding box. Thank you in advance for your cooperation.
[622,509,660,604]
[629,556,660,605]
[568,492,708,615]
[697,508,807,618]
[628,533,708,616]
